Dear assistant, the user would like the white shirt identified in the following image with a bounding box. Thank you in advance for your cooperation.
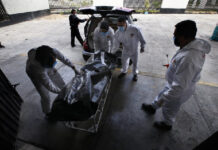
[113,23,146,55]
[93,26,114,52]
[26,48,74,93]
[162,39,211,101]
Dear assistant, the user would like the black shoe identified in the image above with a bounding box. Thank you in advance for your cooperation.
[153,121,172,131]
[118,73,126,79]
[71,43,75,47]
[132,74,138,81]
[141,103,156,115]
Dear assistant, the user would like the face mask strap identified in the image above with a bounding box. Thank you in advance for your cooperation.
[118,26,125,32]
[52,61,57,68]
[101,31,108,36]
[173,36,180,47]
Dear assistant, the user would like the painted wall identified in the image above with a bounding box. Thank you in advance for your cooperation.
[2,0,49,15]
[161,0,189,9]
[93,0,123,7]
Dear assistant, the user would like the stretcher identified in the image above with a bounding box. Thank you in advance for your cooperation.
[49,51,120,133]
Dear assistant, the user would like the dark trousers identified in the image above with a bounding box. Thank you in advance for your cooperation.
[71,27,83,47]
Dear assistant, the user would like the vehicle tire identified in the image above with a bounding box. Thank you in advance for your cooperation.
[83,48,94,61]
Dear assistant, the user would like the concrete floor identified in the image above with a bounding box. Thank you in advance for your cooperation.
[0,14,218,150]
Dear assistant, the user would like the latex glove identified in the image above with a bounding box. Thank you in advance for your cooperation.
[74,69,80,75]
[140,48,145,53]
[101,52,106,65]
[102,62,107,66]
[157,98,164,107]
[71,66,80,75]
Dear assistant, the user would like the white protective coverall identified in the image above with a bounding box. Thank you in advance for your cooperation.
[93,26,114,52]
[26,48,75,114]
[152,39,211,125]
[113,23,146,75]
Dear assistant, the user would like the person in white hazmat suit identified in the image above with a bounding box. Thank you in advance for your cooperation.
[26,45,79,116]
[141,20,211,130]
[93,21,114,53]
[113,16,146,81]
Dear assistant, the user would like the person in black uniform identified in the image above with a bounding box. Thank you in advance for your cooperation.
[69,9,87,47]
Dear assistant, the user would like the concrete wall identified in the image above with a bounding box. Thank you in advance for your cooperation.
[160,0,189,13]
[2,0,49,15]
[93,0,123,7]
[161,0,189,9]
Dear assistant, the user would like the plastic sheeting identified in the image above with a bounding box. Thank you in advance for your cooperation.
[48,52,118,121]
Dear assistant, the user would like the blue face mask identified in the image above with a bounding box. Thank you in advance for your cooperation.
[173,36,180,47]
[100,31,108,36]
[118,26,125,32]
[52,61,57,68]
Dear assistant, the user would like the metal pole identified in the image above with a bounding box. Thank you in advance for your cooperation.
[211,0,216,6]
[192,0,198,8]
[198,0,208,9]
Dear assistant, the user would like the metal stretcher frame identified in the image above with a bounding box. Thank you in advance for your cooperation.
[64,74,113,133]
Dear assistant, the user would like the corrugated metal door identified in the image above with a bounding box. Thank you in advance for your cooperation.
[0,69,23,150]
[0,0,9,22]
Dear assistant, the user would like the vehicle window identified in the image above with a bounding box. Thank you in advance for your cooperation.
[106,17,119,31]
[87,16,102,50]
[89,17,102,34]
[106,15,132,31]
[107,17,118,24]
[85,19,91,36]
[93,14,102,18]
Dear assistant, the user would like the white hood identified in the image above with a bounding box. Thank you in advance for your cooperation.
[26,48,44,73]
[185,39,211,54]
[27,48,36,60]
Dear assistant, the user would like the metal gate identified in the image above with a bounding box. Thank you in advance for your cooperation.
[187,0,218,9]
[48,0,92,9]
[0,0,9,22]
[124,0,162,10]
[0,69,23,150]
